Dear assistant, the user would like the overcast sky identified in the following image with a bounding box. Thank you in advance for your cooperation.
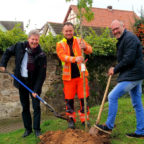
[0,0,143,32]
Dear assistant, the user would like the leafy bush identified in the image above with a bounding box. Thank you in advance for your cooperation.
[0,24,27,51]
[85,27,117,56]
[0,25,117,56]
[39,33,63,54]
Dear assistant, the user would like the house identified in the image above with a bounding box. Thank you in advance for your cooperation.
[39,22,63,36]
[40,5,139,36]
[64,5,139,31]
[0,21,24,32]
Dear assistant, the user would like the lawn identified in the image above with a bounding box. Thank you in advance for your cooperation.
[0,97,144,144]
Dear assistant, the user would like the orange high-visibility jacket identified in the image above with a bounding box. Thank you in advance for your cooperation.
[56,36,92,81]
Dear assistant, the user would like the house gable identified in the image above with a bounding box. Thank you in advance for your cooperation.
[64,5,139,31]
[40,22,63,36]
[0,21,24,32]
[40,5,139,36]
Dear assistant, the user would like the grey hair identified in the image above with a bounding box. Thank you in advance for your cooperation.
[119,21,124,26]
[28,29,40,38]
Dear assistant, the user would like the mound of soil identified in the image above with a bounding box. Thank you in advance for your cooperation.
[39,129,110,144]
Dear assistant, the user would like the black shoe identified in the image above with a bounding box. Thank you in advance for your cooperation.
[126,133,144,139]
[94,124,112,134]
[82,121,90,128]
[22,130,32,138]
[34,130,42,137]
[68,118,75,129]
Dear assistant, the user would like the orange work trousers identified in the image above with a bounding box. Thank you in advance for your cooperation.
[63,77,90,123]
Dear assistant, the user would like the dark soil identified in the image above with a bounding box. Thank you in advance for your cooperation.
[39,128,110,144]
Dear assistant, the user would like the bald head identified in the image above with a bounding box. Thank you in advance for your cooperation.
[111,20,124,27]
[111,20,125,39]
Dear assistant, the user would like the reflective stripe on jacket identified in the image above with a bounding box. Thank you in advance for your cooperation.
[56,36,92,81]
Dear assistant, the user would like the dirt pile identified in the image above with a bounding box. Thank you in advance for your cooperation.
[39,129,110,144]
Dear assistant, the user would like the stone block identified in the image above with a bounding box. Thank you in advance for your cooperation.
[2,79,12,88]
[0,90,11,96]
[3,75,9,79]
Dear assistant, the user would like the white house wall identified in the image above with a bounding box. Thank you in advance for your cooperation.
[0,24,7,32]
[67,10,79,25]
[47,23,56,36]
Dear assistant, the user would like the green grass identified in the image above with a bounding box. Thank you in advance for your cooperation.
[0,97,144,144]
[0,129,40,144]
[89,96,144,144]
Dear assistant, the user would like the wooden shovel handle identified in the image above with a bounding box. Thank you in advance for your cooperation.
[96,75,112,124]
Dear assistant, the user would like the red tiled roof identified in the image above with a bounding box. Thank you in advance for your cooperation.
[64,5,139,31]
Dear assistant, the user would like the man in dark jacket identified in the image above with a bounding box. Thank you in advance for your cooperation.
[0,30,47,137]
[95,20,144,139]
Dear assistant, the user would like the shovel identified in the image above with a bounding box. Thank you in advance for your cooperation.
[1,70,69,121]
[89,75,112,136]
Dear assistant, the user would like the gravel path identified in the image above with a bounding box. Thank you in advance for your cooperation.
[0,118,23,133]
[0,114,50,133]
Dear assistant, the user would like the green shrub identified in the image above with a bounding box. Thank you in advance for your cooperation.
[39,33,63,54]
[0,24,27,51]
[85,27,117,56]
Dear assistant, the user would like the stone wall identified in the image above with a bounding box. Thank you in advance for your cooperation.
[0,54,61,120]
[0,54,117,120]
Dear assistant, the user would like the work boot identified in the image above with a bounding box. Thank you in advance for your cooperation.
[22,129,32,138]
[68,118,75,129]
[34,130,42,137]
[126,133,144,139]
[82,121,90,128]
[94,124,112,134]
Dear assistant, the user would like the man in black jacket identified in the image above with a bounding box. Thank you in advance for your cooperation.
[0,30,47,137]
[95,20,144,139]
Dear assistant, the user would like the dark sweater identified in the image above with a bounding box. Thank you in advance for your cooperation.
[67,38,80,78]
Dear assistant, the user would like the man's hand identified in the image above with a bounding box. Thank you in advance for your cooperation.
[108,67,114,76]
[75,56,84,63]
[0,67,6,72]
[32,93,37,98]
[79,41,86,51]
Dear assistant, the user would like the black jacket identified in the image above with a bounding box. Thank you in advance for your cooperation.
[0,41,47,93]
[114,29,144,82]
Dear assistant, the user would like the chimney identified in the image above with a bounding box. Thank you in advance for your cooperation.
[107,6,112,11]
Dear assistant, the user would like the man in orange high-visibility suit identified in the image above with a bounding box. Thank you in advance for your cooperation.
[56,22,92,129]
